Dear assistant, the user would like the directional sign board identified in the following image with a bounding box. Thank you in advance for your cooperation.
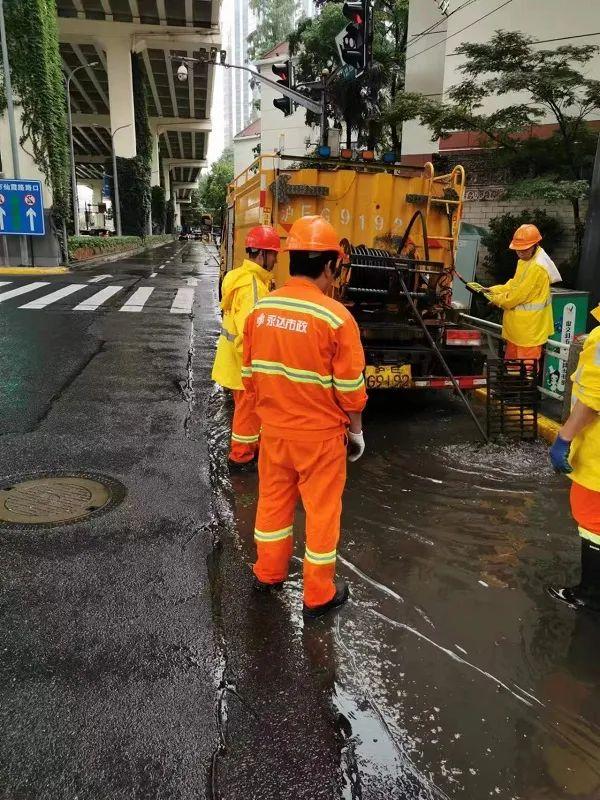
[0,179,45,236]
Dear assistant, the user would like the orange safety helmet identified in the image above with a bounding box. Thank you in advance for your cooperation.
[509,224,542,251]
[285,215,343,255]
[245,225,281,251]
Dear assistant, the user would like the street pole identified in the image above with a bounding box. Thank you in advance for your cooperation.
[0,0,28,265]
[112,142,121,237]
[65,76,79,236]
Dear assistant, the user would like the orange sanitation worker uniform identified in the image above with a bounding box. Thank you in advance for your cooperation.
[242,276,367,608]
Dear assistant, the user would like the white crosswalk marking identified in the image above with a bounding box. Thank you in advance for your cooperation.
[170,287,194,315]
[150,272,157,278]
[0,281,50,303]
[74,285,123,311]
[120,287,154,313]
[0,281,11,288]
[88,275,112,283]
[19,284,86,309]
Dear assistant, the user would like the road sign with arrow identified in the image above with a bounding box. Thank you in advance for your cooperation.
[0,179,45,236]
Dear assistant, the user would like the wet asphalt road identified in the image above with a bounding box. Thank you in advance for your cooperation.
[1,241,597,800]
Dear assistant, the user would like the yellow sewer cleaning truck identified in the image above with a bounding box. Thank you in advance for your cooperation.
[221,153,486,390]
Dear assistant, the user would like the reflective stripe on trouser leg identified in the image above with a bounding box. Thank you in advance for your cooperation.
[299,434,347,609]
[253,437,299,584]
[229,388,260,464]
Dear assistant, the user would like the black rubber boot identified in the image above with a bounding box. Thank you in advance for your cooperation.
[252,576,284,593]
[303,579,349,620]
[547,538,600,612]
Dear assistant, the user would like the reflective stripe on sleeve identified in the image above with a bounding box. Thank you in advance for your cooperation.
[255,297,344,330]
[333,374,365,392]
[514,298,552,312]
[241,366,253,378]
[220,327,236,342]
[305,546,337,565]
[254,525,294,543]
[232,432,260,443]
[251,359,333,388]
[579,526,600,546]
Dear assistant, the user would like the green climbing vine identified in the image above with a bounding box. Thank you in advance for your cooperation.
[1,0,70,222]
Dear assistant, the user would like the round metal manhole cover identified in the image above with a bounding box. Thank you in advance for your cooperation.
[0,472,126,528]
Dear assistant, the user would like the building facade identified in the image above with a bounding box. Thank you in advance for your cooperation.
[223,0,252,146]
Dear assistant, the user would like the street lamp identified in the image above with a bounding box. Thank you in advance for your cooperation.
[64,61,99,236]
[109,124,132,237]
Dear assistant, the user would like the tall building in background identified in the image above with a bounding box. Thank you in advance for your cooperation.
[298,0,314,17]
[224,0,252,146]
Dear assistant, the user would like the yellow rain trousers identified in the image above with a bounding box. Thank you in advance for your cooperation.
[487,251,554,348]
[568,325,600,493]
[211,259,272,390]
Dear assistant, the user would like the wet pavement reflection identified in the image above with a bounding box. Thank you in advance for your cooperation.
[226,391,600,799]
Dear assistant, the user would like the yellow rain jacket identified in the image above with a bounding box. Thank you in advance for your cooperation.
[487,249,554,347]
[569,325,600,492]
[211,259,271,390]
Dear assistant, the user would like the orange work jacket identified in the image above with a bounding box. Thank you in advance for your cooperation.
[242,276,367,441]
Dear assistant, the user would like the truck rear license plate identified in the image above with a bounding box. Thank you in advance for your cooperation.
[365,364,412,389]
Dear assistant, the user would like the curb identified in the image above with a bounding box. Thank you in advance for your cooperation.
[473,388,559,444]
[0,266,70,275]
[70,238,177,271]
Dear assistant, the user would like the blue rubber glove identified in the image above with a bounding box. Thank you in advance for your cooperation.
[550,435,573,474]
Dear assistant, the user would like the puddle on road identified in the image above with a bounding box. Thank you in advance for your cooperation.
[225,390,600,799]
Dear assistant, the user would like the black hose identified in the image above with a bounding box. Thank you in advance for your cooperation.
[396,268,488,443]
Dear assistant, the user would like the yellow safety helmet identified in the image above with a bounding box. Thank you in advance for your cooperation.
[591,304,600,323]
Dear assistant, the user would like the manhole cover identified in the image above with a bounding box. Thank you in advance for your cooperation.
[0,472,126,528]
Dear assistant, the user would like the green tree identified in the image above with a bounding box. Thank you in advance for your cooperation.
[248,0,299,61]
[390,31,600,264]
[198,148,234,226]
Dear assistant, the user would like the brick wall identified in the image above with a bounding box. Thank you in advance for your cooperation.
[460,190,586,282]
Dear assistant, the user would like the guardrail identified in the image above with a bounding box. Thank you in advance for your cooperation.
[459,312,574,407]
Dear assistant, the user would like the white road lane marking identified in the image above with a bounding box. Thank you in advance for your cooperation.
[0,281,11,288]
[170,287,194,314]
[19,284,86,309]
[88,275,112,283]
[0,282,50,303]
[186,277,198,286]
[120,287,154,312]
[150,272,157,278]
[73,285,123,311]
[159,265,165,270]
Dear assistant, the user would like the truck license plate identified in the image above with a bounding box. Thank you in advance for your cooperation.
[365,364,412,389]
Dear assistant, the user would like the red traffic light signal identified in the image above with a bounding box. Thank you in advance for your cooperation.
[272,60,293,116]
[339,1,371,76]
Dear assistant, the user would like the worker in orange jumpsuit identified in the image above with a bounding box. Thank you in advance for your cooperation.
[212,225,280,471]
[242,216,367,619]
[468,223,559,367]
[547,303,600,611]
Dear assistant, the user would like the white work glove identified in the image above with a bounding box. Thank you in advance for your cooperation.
[347,430,365,462]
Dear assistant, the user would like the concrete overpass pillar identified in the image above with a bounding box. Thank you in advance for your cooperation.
[87,179,104,204]
[174,202,181,230]
[0,108,53,206]
[151,132,161,187]
[162,163,171,200]
[105,37,137,158]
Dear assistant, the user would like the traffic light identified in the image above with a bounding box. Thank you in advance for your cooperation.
[272,60,293,116]
[339,1,371,76]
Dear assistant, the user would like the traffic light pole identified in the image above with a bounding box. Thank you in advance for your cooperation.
[174,56,322,116]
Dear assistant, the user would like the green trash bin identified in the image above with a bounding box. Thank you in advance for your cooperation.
[544,288,589,396]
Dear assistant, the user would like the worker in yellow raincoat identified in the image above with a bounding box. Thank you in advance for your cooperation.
[212,225,280,471]
[547,303,600,610]
[468,224,559,364]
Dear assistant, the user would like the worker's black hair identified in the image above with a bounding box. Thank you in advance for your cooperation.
[246,247,261,258]
[289,250,339,279]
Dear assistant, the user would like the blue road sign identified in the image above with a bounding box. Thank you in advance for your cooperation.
[0,179,45,236]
